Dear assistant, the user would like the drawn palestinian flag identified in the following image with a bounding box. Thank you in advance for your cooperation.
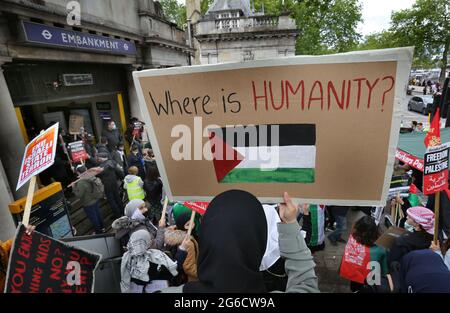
[208,124,316,183]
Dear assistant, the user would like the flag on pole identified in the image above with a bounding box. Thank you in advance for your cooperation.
[407,183,421,206]
[424,108,441,148]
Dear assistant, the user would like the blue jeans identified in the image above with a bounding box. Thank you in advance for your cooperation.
[328,214,347,242]
[84,201,104,233]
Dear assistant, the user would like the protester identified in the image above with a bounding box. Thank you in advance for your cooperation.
[162,212,199,283]
[399,249,450,293]
[125,117,144,147]
[112,142,127,170]
[297,204,326,253]
[430,236,450,270]
[72,165,105,234]
[0,225,35,291]
[120,229,184,293]
[124,166,145,201]
[411,121,418,131]
[84,134,98,169]
[261,204,287,292]
[339,216,388,292]
[102,120,122,152]
[161,190,319,293]
[128,144,145,179]
[388,207,434,264]
[97,152,124,219]
[170,202,202,236]
[327,206,348,246]
[112,199,164,250]
[416,123,424,132]
[144,164,163,223]
[426,190,450,241]
[97,137,111,159]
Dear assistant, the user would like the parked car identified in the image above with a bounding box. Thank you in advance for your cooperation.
[407,95,434,115]
[407,85,414,95]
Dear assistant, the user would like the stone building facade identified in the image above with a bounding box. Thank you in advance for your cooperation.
[192,0,298,64]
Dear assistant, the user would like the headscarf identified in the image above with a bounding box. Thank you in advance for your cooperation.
[125,199,145,218]
[260,204,281,271]
[175,212,192,231]
[120,229,178,293]
[407,207,435,235]
[183,190,268,293]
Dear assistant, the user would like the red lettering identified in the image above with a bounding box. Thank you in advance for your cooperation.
[327,80,346,110]
[269,81,285,110]
[50,257,63,281]
[346,80,351,109]
[353,78,365,108]
[17,247,30,259]
[308,81,323,110]
[252,81,268,111]
[285,80,305,110]
[381,76,395,111]
[365,78,379,108]
[80,257,93,265]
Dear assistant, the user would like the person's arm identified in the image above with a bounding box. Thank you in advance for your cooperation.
[181,240,197,279]
[151,226,165,250]
[139,177,144,188]
[277,193,319,293]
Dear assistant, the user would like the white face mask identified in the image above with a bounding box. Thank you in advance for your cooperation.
[404,221,415,232]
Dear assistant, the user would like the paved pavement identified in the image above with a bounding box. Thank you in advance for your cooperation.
[312,209,367,293]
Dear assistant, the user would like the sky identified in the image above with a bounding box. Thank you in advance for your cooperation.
[358,0,416,36]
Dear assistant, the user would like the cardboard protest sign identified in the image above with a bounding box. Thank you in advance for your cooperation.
[4,225,101,293]
[68,141,89,163]
[17,123,59,190]
[423,144,449,195]
[69,115,84,134]
[134,48,413,205]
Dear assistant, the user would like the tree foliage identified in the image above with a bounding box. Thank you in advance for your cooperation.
[159,0,187,29]
[389,0,449,82]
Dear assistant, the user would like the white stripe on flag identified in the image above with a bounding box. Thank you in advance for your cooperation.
[235,146,316,170]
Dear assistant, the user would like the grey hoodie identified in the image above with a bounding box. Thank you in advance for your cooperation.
[124,174,143,186]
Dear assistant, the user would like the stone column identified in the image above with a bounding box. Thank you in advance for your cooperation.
[126,64,144,123]
[0,58,26,239]
[0,159,15,241]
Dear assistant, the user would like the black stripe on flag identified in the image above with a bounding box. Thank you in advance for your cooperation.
[209,124,316,147]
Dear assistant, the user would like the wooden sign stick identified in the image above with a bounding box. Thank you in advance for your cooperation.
[186,209,196,237]
[21,176,37,227]
[434,191,440,244]
[159,196,169,225]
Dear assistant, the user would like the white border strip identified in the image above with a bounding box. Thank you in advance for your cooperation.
[133,47,414,206]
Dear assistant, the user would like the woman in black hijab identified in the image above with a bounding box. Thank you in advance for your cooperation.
[162,190,319,293]
[184,189,268,292]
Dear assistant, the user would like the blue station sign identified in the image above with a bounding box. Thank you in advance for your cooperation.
[22,20,136,55]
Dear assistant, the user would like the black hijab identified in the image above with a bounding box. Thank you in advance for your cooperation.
[183,190,268,293]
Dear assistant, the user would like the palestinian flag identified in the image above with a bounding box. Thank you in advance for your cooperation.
[407,184,420,206]
[209,124,316,183]
[302,205,325,247]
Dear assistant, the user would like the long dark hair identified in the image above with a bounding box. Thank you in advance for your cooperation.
[146,164,160,181]
[352,215,379,246]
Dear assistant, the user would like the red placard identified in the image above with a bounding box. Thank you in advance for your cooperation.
[17,123,59,190]
[395,149,424,172]
[423,144,449,195]
[68,141,89,163]
[183,202,209,215]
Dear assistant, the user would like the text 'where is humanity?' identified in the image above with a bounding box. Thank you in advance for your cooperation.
[148,75,396,117]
